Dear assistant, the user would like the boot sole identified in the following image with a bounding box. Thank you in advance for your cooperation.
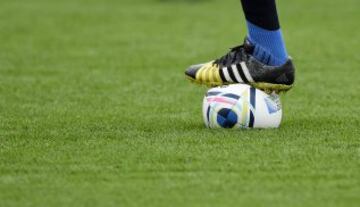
[186,76,293,94]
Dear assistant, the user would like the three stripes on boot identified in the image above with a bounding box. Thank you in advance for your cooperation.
[219,62,254,83]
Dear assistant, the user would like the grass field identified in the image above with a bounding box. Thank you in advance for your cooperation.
[1,0,360,206]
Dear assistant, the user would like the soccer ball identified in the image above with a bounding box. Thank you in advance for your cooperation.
[202,84,282,129]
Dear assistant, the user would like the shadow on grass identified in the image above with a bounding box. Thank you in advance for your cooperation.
[176,118,267,133]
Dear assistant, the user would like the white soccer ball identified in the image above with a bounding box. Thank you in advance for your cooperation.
[202,84,282,129]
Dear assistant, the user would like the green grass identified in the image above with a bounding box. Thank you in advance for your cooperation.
[1,0,360,206]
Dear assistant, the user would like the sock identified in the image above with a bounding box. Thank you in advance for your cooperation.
[241,0,288,66]
[247,21,288,66]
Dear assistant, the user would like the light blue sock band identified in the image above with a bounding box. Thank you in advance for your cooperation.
[246,21,288,66]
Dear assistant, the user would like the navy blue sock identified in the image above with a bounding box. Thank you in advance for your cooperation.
[247,21,288,66]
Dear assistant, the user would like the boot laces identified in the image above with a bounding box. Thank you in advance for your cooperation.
[213,44,247,66]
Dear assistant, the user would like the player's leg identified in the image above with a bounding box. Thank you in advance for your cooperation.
[241,0,287,66]
[185,0,295,93]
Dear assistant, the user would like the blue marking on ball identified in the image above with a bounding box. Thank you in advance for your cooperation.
[216,108,238,128]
